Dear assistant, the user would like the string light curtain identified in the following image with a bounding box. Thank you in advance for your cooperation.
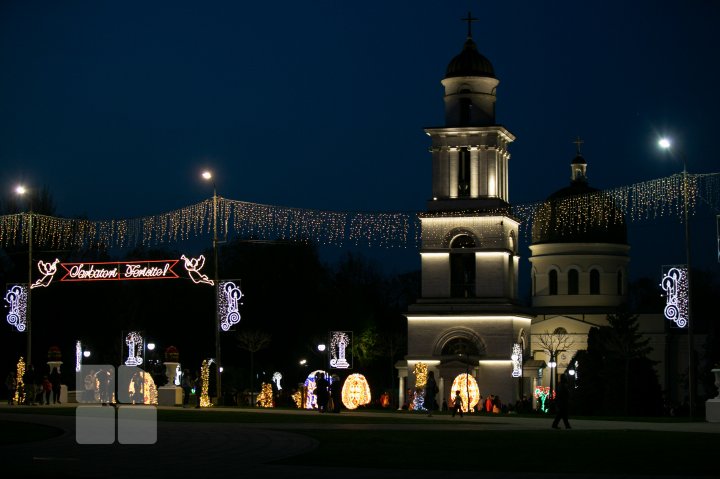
[0,173,716,250]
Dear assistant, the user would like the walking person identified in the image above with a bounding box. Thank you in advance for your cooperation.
[425,370,438,416]
[42,376,52,405]
[182,370,192,407]
[552,374,572,429]
[451,390,464,418]
[50,367,61,404]
[314,372,329,413]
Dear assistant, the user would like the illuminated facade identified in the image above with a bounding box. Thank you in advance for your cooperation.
[398,22,532,410]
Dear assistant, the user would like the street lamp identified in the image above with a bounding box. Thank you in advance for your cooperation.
[15,185,33,368]
[317,343,327,370]
[548,354,557,398]
[202,170,222,404]
[658,137,695,418]
[83,350,91,358]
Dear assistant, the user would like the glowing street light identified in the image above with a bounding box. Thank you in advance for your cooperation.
[83,350,91,358]
[15,185,33,369]
[147,343,156,351]
[658,136,695,418]
[202,170,222,404]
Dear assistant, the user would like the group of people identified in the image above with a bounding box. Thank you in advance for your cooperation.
[313,372,341,413]
[4,365,62,405]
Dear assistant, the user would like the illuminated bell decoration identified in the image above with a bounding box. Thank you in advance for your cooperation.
[4,284,27,332]
[660,266,689,328]
[450,373,480,413]
[256,382,274,408]
[341,373,371,410]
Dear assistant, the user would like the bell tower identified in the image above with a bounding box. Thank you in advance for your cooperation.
[399,14,532,412]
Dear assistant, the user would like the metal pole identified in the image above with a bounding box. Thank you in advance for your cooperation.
[682,159,694,418]
[26,210,33,368]
[213,185,222,404]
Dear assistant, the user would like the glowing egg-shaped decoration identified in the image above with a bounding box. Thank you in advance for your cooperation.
[450,373,480,413]
[341,373,371,410]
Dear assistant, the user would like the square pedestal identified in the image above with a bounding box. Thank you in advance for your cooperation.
[706,399,720,422]
[158,386,182,406]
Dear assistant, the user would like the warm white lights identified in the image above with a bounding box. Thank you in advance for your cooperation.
[31,258,60,289]
[658,138,671,149]
[180,255,214,286]
[202,171,212,180]
[15,185,26,195]
[341,373,372,410]
[450,373,480,413]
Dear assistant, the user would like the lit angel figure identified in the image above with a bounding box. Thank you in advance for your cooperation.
[31,258,60,289]
[180,254,214,286]
[124,331,144,366]
[272,371,282,390]
[4,284,27,332]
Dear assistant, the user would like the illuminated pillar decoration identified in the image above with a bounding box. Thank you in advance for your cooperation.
[450,373,480,413]
[511,343,523,378]
[30,258,60,289]
[14,357,25,405]
[124,331,144,366]
[272,371,282,390]
[341,373,372,410]
[256,382,274,408]
[660,266,689,328]
[174,364,182,386]
[329,331,351,369]
[180,254,214,286]
[412,362,428,411]
[303,370,331,409]
[4,284,27,332]
[200,359,212,407]
[218,280,243,331]
[534,386,554,413]
[75,340,82,373]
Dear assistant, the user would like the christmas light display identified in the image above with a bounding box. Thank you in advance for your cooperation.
[341,373,372,410]
[272,371,282,390]
[256,382,274,408]
[292,390,303,408]
[330,331,351,369]
[4,284,27,332]
[200,359,213,407]
[174,364,182,386]
[14,357,25,404]
[661,266,689,328]
[534,386,555,413]
[180,255,214,285]
[511,343,522,378]
[124,331,144,366]
[31,258,59,288]
[1,173,712,251]
[75,341,82,373]
[450,373,480,413]
[218,281,243,331]
[127,370,158,405]
[303,370,331,410]
[412,362,428,411]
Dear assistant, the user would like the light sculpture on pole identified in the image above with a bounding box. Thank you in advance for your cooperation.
[202,170,222,404]
[15,185,33,368]
[658,137,695,418]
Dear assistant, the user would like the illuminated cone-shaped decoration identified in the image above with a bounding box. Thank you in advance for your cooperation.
[341,373,371,410]
[257,382,274,408]
[450,373,480,413]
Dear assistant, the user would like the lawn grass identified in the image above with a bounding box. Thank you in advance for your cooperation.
[273,429,716,476]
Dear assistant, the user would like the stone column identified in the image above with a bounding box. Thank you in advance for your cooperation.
[469,147,479,197]
[397,375,405,410]
[449,148,459,198]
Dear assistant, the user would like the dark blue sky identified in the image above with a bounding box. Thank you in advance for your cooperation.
[1,0,718,280]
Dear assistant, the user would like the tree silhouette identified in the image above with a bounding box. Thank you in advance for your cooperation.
[236,329,271,406]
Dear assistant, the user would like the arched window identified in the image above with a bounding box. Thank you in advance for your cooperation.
[441,337,480,356]
[617,270,623,295]
[553,327,567,335]
[590,269,600,295]
[450,234,475,298]
[568,269,579,295]
[549,270,558,296]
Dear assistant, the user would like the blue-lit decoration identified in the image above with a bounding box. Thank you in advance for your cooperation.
[303,370,332,410]
[218,280,243,331]
[511,343,522,378]
[4,284,27,332]
[329,331,351,369]
[661,266,688,328]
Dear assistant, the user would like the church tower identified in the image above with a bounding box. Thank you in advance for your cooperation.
[399,14,533,411]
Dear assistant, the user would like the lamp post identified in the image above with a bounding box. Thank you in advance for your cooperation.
[15,185,33,369]
[317,343,327,370]
[202,170,222,404]
[548,353,557,399]
[659,137,695,418]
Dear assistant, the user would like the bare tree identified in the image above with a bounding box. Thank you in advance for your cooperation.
[236,330,271,406]
[537,330,575,396]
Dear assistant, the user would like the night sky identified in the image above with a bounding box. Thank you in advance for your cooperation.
[1,0,719,281]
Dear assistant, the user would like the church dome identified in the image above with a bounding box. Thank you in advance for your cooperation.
[445,37,495,79]
[531,158,627,245]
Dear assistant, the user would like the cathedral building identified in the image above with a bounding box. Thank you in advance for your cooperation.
[397,18,676,410]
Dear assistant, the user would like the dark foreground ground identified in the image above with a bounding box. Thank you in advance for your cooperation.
[1,404,718,479]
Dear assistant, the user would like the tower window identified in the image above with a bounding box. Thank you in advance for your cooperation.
[450,234,475,298]
[590,269,600,295]
[458,148,471,197]
[459,98,472,125]
[568,269,579,295]
[549,270,558,296]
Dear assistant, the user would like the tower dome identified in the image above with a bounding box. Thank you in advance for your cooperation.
[445,37,496,79]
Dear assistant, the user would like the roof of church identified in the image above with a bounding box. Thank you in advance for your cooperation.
[445,37,496,79]
[571,153,587,165]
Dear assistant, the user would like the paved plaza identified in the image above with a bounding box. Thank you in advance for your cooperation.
[1,404,718,478]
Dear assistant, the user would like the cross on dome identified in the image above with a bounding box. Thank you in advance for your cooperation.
[462,11,479,38]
